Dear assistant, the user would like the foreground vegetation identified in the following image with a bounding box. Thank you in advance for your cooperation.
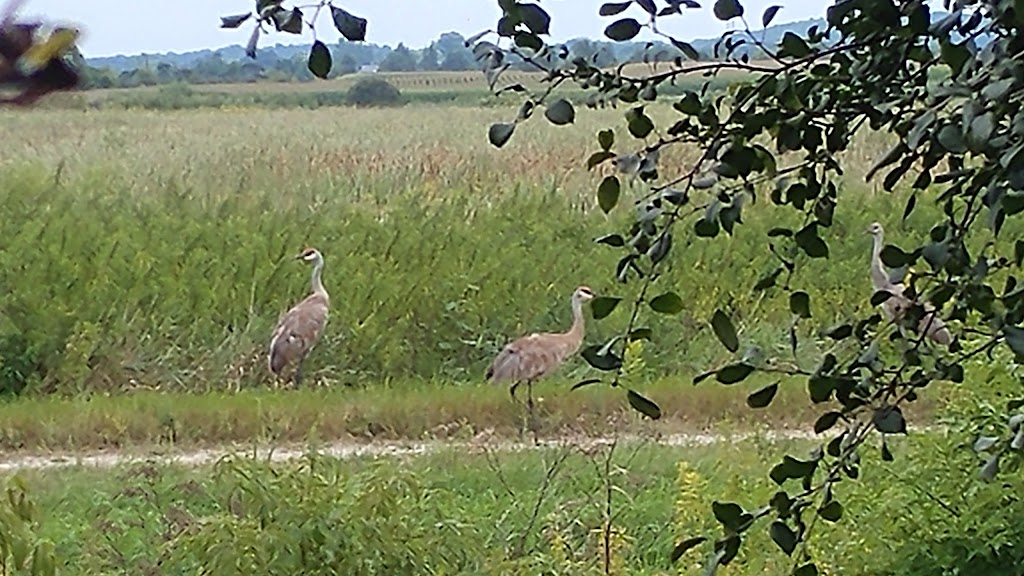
[5,399,1024,576]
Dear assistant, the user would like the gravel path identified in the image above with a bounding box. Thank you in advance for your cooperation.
[0,428,828,473]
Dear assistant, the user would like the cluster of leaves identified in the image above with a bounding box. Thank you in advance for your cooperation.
[224,0,1024,572]
[220,0,367,79]
[462,0,1024,572]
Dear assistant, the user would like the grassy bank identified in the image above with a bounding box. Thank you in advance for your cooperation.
[0,373,950,455]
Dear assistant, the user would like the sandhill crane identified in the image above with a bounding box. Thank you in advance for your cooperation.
[268,247,330,388]
[866,222,952,346]
[486,285,596,442]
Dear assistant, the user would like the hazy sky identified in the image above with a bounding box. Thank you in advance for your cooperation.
[19,0,836,58]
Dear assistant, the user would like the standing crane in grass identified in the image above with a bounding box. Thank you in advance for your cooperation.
[866,222,952,346]
[268,247,330,388]
[486,285,596,443]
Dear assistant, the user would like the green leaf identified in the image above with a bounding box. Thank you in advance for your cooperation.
[591,296,622,320]
[649,233,672,264]
[769,521,797,555]
[519,3,551,34]
[789,291,811,318]
[753,268,783,292]
[488,123,515,148]
[604,18,643,41]
[595,233,625,247]
[808,375,836,403]
[694,216,720,237]
[813,411,841,433]
[581,344,623,371]
[712,0,744,20]
[1015,240,1024,267]
[872,406,907,434]
[273,7,303,34]
[571,378,603,391]
[628,328,653,341]
[598,176,621,213]
[650,292,685,314]
[674,92,701,115]
[940,39,970,76]
[514,31,543,51]
[973,436,1000,452]
[716,363,754,385]
[599,1,632,16]
[870,289,896,306]
[794,563,819,576]
[598,129,615,151]
[881,439,894,461]
[1005,325,1024,358]
[747,382,778,408]
[815,500,839,522]
[794,225,829,258]
[980,453,1000,481]
[627,389,662,419]
[670,537,707,564]
[712,501,745,530]
[331,6,368,42]
[902,193,917,222]
[879,245,915,268]
[307,40,332,79]
[779,31,810,58]
[587,151,616,169]
[627,111,655,138]
[671,38,700,60]
[769,455,818,485]
[711,309,739,352]
[937,124,967,153]
[761,5,781,27]
[245,25,261,59]
[824,324,852,340]
[635,0,657,15]
[544,98,575,125]
[220,13,252,28]
[968,112,995,149]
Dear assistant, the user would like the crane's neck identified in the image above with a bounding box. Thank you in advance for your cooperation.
[870,233,889,289]
[566,296,586,346]
[310,257,327,297]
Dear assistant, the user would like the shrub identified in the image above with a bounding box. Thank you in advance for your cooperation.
[345,77,404,108]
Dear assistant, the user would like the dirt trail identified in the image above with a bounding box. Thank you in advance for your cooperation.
[0,429,827,473]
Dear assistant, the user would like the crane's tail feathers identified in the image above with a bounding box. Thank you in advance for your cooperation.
[269,351,288,375]
[485,366,494,381]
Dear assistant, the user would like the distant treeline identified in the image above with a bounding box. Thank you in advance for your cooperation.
[80,25,797,90]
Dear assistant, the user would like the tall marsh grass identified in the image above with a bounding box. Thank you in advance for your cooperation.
[0,104,1014,397]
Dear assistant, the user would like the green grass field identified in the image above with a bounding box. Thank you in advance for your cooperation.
[0,73,1020,574]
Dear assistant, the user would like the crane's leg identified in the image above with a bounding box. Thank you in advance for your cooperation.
[526,379,539,446]
[292,357,305,389]
[509,381,521,403]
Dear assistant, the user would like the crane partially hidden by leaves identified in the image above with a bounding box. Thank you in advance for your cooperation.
[867,222,953,347]
[486,285,595,444]
[0,0,81,106]
[268,247,330,388]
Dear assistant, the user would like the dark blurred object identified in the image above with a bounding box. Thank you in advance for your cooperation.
[0,0,81,107]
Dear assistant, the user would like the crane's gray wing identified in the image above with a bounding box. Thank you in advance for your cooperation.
[268,294,329,374]
[486,333,561,383]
